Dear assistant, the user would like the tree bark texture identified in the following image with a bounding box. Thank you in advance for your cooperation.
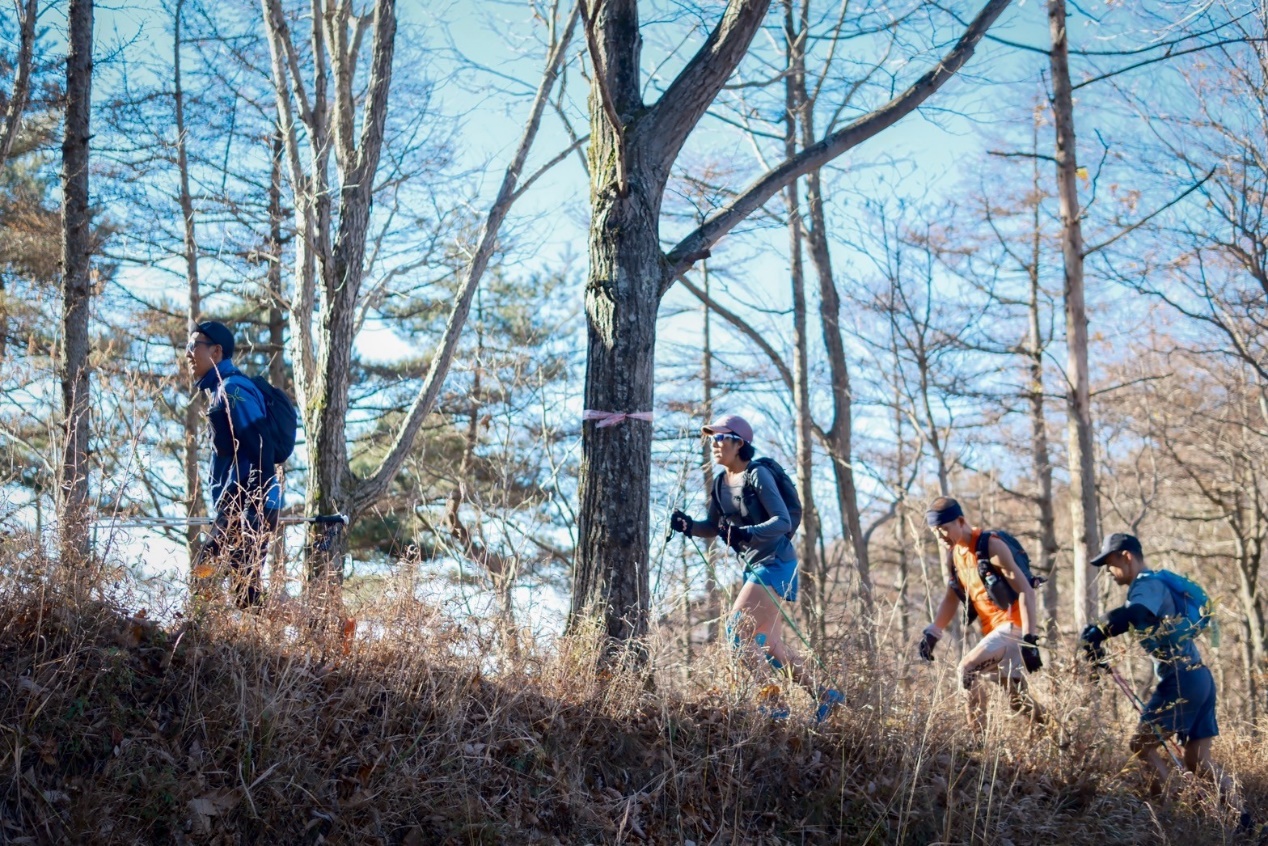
[1025,134,1059,633]
[58,0,94,563]
[700,263,721,644]
[1048,0,1099,631]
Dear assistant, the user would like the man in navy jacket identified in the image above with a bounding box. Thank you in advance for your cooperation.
[186,321,281,607]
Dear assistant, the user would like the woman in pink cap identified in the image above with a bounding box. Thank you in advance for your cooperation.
[669,414,843,721]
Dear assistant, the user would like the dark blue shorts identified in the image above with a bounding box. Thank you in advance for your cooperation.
[745,558,798,602]
[1142,664,1218,743]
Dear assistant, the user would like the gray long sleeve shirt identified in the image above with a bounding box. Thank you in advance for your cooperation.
[690,463,796,568]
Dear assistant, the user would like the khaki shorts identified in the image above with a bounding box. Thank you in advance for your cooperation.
[958,624,1026,688]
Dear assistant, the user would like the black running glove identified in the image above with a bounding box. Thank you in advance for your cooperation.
[669,510,693,537]
[1020,633,1043,673]
[1079,623,1109,668]
[717,517,752,550]
[918,630,939,662]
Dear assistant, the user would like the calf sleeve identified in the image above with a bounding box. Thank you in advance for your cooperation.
[753,633,783,670]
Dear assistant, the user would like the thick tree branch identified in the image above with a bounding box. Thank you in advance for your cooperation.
[578,0,627,195]
[353,2,580,512]
[0,0,37,165]
[637,0,772,177]
[661,0,1012,289]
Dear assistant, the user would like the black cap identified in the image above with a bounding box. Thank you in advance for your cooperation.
[195,321,235,360]
[1090,532,1143,567]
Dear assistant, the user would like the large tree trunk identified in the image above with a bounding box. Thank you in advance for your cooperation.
[572,0,1010,645]
[571,179,661,641]
[58,0,94,565]
[1048,0,1098,631]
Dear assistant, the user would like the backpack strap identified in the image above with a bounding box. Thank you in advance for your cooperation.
[975,530,997,582]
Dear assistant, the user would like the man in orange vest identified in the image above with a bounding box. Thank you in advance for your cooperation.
[918,497,1045,732]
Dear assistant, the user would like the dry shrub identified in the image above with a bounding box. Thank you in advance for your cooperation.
[0,541,1263,845]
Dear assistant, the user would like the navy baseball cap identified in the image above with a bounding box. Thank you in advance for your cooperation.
[1090,532,1143,567]
[195,321,235,360]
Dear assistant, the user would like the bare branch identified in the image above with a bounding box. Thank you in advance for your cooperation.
[0,0,37,165]
[661,0,1012,288]
[353,2,581,512]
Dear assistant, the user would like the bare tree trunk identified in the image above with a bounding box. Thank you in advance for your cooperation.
[805,169,870,618]
[1025,131,1059,635]
[267,129,287,592]
[173,0,205,564]
[262,0,577,621]
[700,263,721,643]
[783,1,822,644]
[1049,0,1098,631]
[0,0,38,165]
[58,0,94,565]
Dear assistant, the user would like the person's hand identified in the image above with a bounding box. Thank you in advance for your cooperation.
[918,629,939,662]
[669,510,693,537]
[1021,633,1043,673]
[1080,624,1108,669]
[717,517,752,550]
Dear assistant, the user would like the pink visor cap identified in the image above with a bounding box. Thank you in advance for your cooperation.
[702,414,753,443]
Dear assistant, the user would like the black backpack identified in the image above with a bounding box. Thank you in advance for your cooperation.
[247,375,299,465]
[710,457,802,539]
[949,529,1046,625]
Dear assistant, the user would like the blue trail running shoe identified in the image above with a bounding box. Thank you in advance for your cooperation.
[758,703,790,721]
[815,688,845,724]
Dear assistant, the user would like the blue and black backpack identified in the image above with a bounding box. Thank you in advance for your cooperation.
[249,376,299,465]
[1135,569,1211,654]
[227,373,298,467]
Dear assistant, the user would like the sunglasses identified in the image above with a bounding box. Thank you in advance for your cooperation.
[185,339,214,354]
[707,432,742,444]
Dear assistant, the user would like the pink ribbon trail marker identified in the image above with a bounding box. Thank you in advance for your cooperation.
[582,410,654,428]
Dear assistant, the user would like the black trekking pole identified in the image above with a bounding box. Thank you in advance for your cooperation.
[1104,661,1186,770]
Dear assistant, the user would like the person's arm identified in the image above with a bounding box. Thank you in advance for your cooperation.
[990,537,1036,637]
[744,466,791,540]
[224,377,266,464]
[931,586,960,631]
[688,482,721,540]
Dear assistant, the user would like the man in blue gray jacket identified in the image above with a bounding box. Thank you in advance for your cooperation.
[186,321,281,608]
[1081,532,1251,830]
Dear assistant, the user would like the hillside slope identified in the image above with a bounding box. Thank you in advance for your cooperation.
[0,589,1263,845]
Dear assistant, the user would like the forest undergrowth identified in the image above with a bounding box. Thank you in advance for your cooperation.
[1,543,1265,845]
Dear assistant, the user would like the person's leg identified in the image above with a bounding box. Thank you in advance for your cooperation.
[762,611,813,691]
[958,628,1012,734]
[994,633,1045,726]
[1130,724,1175,795]
[727,582,783,677]
[1003,677,1046,726]
[235,506,277,609]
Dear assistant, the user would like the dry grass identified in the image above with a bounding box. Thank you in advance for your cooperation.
[0,547,1264,845]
